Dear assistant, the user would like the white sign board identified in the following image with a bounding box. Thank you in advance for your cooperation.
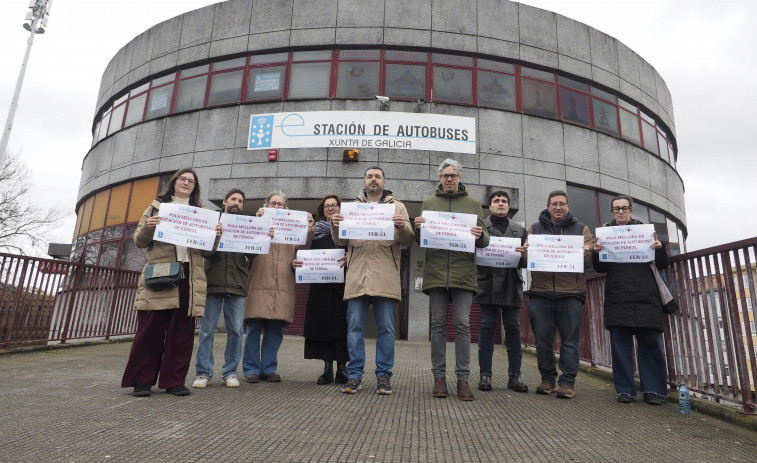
[248,111,477,154]
[595,224,656,263]
[419,210,477,253]
[296,249,346,284]
[476,237,522,268]
[153,203,219,251]
[264,208,310,245]
[338,202,395,240]
[218,214,272,254]
[527,234,585,273]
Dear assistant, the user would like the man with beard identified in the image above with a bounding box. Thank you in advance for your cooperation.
[331,166,414,395]
[192,189,251,389]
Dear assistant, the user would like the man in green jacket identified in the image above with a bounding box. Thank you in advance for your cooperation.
[414,159,489,401]
[192,189,251,389]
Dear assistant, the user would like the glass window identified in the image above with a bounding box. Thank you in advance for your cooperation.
[86,229,102,244]
[92,122,101,146]
[208,70,243,105]
[619,109,641,145]
[432,67,472,103]
[125,223,139,237]
[339,49,381,60]
[385,64,426,99]
[565,185,598,233]
[558,76,588,91]
[477,71,515,111]
[521,66,554,82]
[590,86,616,102]
[114,93,128,106]
[385,50,427,62]
[641,121,658,155]
[145,84,174,119]
[175,75,208,112]
[522,79,556,118]
[677,228,686,254]
[131,82,149,96]
[102,225,124,241]
[559,88,589,126]
[657,132,670,163]
[618,98,636,112]
[79,197,95,234]
[292,50,332,61]
[98,112,111,141]
[107,104,126,136]
[336,62,379,99]
[251,52,289,65]
[597,191,614,226]
[123,93,147,127]
[120,240,146,271]
[649,208,668,244]
[288,63,331,99]
[633,202,650,223]
[640,111,655,124]
[213,57,246,71]
[592,98,618,136]
[477,59,514,74]
[667,218,680,255]
[248,66,287,100]
[127,177,160,223]
[90,190,110,232]
[73,204,85,239]
[98,242,120,268]
[181,64,209,78]
[152,73,175,87]
[106,183,131,226]
[432,53,473,67]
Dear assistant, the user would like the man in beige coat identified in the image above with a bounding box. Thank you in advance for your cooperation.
[331,166,414,395]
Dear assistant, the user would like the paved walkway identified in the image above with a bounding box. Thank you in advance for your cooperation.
[1,335,755,462]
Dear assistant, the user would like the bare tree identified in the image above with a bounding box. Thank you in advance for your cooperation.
[0,154,64,255]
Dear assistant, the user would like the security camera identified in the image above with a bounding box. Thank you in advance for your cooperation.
[375,95,389,102]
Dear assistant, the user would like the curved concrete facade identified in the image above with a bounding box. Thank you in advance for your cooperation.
[80,0,684,232]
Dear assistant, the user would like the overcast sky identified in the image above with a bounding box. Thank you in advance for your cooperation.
[0,0,754,255]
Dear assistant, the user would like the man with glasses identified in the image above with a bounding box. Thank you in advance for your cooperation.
[414,159,489,401]
[192,189,250,389]
[331,166,414,395]
[525,190,592,399]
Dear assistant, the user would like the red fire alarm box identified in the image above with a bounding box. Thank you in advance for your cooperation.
[268,149,278,161]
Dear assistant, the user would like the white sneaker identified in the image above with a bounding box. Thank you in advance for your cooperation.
[192,377,209,388]
[223,376,240,387]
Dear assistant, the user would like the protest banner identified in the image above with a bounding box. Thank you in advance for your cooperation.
[218,214,272,254]
[153,203,219,251]
[527,234,585,272]
[476,236,522,268]
[338,202,395,240]
[295,249,346,283]
[419,210,477,253]
[264,208,310,245]
[595,224,655,262]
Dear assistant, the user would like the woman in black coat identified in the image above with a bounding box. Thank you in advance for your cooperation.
[593,195,670,405]
[296,195,349,384]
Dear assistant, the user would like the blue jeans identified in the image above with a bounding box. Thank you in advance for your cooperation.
[195,294,245,379]
[527,295,583,386]
[478,304,523,377]
[610,327,669,398]
[242,318,284,376]
[345,295,396,380]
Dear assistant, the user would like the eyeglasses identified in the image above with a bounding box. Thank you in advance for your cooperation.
[440,174,459,180]
[611,206,631,213]
[323,204,339,209]
[177,176,195,185]
[549,202,568,207]
[268,201,285,207]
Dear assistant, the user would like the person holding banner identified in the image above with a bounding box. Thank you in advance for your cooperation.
[414,159,489,401]
[474,190,529,393]
[122,168,211,398]
[592,195,669,405]
[243,191,314,383]
[192,189,252,390]
[295,195,350,385]
[331,166,415,396]
[526,190,592,400]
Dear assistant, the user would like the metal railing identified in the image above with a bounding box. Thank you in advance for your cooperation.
[520,237,757,413]
[0,253,140,348]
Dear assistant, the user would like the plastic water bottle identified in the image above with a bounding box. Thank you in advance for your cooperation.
[678,384,691,414]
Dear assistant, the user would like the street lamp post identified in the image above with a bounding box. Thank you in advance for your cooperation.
[0,0,54,166]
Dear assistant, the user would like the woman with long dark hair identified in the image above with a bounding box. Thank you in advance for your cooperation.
[121,168,209,397]
[296,195,349,384]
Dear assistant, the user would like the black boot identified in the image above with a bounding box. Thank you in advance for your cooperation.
[335,364,348,384]
[317,361,334,385]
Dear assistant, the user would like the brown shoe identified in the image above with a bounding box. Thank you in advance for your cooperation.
[457,381,474,401]
[536,381,555,395]
[556,384,574,399]
[432,378,448,398]
[263,372,281,382]
[245,374,259,383]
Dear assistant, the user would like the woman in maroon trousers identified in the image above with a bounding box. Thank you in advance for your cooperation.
[121,168,209,397]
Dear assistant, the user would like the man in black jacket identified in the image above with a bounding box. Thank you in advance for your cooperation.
[192,189,251,389]
[474,190,528,393]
